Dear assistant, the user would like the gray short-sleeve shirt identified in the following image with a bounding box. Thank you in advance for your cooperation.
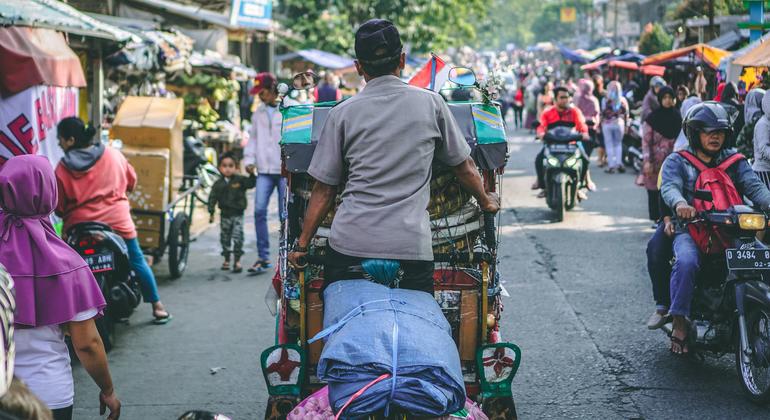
[307,75,471,261]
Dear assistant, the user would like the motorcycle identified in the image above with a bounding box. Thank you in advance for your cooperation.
[622,116,643,173]
[542,124,584,222]
[661,190,770,403]
[66,222,142,351]
[183,135,220,205]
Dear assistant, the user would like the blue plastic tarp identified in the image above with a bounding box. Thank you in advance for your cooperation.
[312,280,465,418]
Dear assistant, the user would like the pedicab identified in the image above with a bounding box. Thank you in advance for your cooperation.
[260,69,521,419]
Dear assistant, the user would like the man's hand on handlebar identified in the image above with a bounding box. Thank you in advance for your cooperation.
[288,251,308,269]
[675,202,697,220]
[480,192,500,213]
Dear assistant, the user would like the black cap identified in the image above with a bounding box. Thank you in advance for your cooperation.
[354,19,403,65]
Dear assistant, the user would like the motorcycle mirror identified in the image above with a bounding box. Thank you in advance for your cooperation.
[695,189,713,202]
[292,71,319,90]
[448,67,477,87]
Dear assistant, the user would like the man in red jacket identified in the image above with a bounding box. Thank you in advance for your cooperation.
[532,86,590,197]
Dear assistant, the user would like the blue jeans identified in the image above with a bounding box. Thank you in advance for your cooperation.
[646,223,672,310]
[125,237,161,304]
[255,174,287,261]
[670,233,701,317]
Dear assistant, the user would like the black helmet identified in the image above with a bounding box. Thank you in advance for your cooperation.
[683,101,733,151]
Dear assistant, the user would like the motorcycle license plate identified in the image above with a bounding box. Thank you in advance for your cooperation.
[548,144,574,153]
[725,248,770,270]
[85,252,115,273]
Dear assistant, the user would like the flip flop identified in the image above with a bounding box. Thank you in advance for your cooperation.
[670,335,689,356]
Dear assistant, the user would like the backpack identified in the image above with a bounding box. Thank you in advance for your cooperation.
[678,150,745,254]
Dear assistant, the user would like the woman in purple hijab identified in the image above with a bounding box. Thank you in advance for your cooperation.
[0,155,121,420]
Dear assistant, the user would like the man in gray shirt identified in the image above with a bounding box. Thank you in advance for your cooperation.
[288,19,499,294]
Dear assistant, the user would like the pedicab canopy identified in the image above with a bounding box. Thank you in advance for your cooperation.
[280,100,508,173]
[642,43,729,70]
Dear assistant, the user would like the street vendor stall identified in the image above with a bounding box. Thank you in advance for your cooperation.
[0,27,83,167]
[643,44,729,97]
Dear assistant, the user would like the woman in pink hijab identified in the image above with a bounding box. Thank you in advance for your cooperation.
[0,155,121,420]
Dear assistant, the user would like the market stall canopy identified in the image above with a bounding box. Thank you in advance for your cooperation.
[0,0,137,42]
[641,65,666,76]
[580,59,607,71]
[275,49,354,70]
[642,44,729,69]
[0,27,86,97]
[734,38,770,67]
[558,45,592,64]
[609,61,639,70]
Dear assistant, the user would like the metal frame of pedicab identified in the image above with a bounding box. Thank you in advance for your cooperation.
[131,176,200,279]
[260,72,522,419]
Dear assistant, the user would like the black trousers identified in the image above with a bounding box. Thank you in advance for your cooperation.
[647,190,661,221]
[324,246,434,294]
[52,406,73,420]
[512,105,523,128]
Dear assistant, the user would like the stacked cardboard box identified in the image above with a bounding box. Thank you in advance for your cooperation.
[112,96,184,250]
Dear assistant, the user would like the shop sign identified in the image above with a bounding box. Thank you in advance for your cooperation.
[230,0,272,30]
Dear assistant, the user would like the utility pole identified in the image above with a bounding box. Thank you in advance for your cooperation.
[613,0,619,46]
[708,0,715,41]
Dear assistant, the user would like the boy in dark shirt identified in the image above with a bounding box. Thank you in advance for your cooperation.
[208,152,256,273]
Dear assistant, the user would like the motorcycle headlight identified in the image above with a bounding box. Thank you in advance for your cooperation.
[546,156,560,166]
[565,156,579,167]
[738,214,766,231]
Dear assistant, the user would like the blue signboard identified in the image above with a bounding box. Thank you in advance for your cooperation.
[230,0,272,30]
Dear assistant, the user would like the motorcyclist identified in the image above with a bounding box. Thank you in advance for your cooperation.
[660,102,770,354]
[531,86,591,199]
[287,19,499,293]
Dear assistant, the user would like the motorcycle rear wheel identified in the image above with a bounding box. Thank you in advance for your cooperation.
[736,305,770,404]
[95,311,114,352]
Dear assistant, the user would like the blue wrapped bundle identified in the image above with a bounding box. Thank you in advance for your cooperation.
[310,280,465,418]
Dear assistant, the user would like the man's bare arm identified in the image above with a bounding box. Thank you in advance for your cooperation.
[452,157,499,213]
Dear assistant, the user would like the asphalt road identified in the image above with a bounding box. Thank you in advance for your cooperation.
[73,129,770,419]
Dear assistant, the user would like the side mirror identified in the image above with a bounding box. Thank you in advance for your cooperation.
[448,67,477,87]
[695,189,713,202]
[277,83,289,96]
[292,71,319,90]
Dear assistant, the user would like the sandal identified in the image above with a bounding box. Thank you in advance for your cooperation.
[670,335,689,355]
[221,261,230,271]
[153,310,173,325]
[232,261,243,274]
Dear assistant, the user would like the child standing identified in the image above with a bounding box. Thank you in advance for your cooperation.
[209,152,257,273]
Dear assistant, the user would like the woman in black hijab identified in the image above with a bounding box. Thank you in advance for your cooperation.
[642,86,681,221]
[720,81,745,137]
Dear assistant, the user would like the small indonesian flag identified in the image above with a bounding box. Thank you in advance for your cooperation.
[408,53,450,92]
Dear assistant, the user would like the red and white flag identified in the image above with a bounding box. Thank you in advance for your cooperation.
[408,53,450,92]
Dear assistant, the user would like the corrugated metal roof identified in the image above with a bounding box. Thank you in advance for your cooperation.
[0,0,137,42]
[126,0,239,30]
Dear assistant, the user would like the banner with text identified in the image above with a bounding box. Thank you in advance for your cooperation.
[0,85,78,167]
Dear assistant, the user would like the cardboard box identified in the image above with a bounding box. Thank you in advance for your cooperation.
[123,147,170,211]
[459,290,479,361]
[111,96,184,193]
[136,229,162,249]
[307,291,325,365]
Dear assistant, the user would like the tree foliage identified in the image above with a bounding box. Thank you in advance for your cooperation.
[638,23,673,55]
[470,0,543,50]
[529,0,593,43]
[668,0,745,21]
[275,0,487,55]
